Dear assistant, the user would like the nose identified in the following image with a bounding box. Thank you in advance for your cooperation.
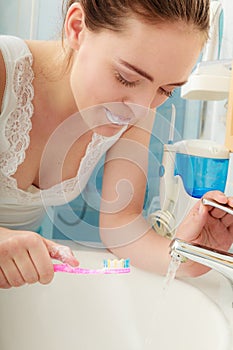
[125,90,169,110]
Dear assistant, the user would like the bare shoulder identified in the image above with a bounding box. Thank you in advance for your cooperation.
[0,50,6,112]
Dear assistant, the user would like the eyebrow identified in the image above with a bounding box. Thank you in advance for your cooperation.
[118,59,154,82]
[118,58,187,86]
[167,81,187,87]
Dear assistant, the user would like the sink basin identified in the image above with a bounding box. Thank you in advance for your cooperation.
[0,243,232,350]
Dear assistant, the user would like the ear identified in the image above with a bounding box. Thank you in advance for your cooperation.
[64,3,86,50]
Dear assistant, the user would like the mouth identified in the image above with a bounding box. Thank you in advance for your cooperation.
[105,108,132,126]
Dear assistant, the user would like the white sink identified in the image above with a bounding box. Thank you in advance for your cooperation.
[0,243,232,350]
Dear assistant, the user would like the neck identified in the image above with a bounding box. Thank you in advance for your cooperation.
[28,40,78,122]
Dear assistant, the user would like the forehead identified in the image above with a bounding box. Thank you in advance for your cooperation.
[90,18,204,84]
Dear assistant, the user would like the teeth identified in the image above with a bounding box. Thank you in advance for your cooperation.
[105,108,131,126]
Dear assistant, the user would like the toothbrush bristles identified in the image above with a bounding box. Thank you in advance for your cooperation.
[103,258,130,269]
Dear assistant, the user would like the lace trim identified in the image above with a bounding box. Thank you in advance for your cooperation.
[78,133,109,179]
[0,132,117,204]
[41,133,113,204]
[0,55,34,177]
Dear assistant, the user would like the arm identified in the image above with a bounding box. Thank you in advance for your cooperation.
[99,113,233,277]
[100,111,173,274]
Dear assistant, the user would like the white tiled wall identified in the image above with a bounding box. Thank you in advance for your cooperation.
[0,0,32,38]
[219,0,233,59]
[182,0,233,142]
[199,0,233,143]
[0,0,62,39]
[34,0,62,40]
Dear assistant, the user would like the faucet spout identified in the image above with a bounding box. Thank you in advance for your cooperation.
[170,238,233,281]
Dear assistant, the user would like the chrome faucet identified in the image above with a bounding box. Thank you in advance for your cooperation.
[170,238,233,281]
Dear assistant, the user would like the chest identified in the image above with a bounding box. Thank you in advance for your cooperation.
[12,116,94,191]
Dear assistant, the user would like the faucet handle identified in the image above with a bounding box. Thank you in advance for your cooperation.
[202,198,233,216]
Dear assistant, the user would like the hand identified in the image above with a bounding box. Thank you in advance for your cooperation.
[0,228,79,289]
[176,191,233,276]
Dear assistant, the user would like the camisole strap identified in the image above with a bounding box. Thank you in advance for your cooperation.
[0,35,34,176]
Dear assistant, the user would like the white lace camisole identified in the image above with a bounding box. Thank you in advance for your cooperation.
[0,35,126,231]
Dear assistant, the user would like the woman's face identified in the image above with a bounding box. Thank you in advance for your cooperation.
[67,10,204,134]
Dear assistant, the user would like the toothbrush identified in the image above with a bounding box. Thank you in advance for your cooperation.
[53,258,130,275]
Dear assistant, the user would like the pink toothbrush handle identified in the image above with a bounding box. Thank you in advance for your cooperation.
[53,264,130,274]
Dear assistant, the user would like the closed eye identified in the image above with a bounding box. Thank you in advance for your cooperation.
[158,87,174,98]
[114,71,140,88]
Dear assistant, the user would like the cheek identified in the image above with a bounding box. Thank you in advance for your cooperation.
[70,63,119,110]
[70,63,95,108]
[70,48,126,109]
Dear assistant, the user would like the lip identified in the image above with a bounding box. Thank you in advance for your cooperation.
[105,108,131,126]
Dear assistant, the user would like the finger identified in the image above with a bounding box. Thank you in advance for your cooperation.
[203,191,227,206]
[202,192,228,218]
[228,197,233,207]
[177,201,207,241]
[0,267,11,289]
[26,237,54,285]
[0,260,25,288]
[13,251,39,284]
[220,214,233,228]
[206,190,227,201]
[44,239,79,267]
[209,207,226,219]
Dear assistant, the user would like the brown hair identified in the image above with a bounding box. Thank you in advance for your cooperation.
[62,0,210,71]
[63,0,210,38]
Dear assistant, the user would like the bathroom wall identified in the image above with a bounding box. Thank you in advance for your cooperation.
[0,0,61,39]
[0,0,31,38]
[183,0,233,143]
[200,0,233,144]
[219,0,233,58]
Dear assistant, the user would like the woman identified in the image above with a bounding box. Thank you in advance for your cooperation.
[0,0,232,288]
